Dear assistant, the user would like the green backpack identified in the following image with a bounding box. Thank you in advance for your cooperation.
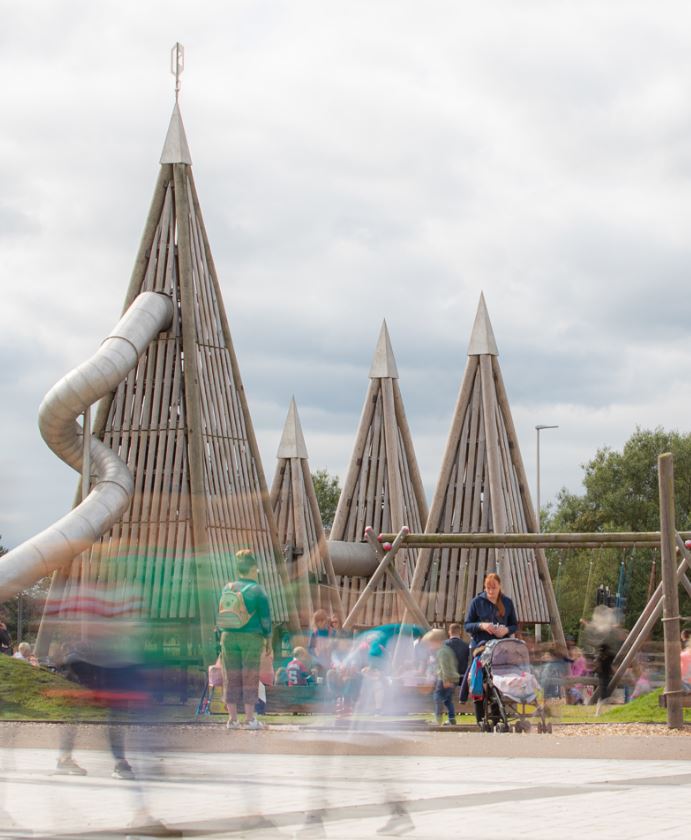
[216,582,254,630]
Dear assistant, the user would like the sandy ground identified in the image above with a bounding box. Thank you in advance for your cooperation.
[2,720,691,761]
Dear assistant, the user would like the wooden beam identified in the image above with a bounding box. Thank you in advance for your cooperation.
[301,459,344,623]
[604,535,690,697]
[187,174,299,633]
[658,453,683,729]
[364,528,431,630]
[343,526,409,630]
[330,379,378,540]
[173,164,216,661]
[377,532,690,548]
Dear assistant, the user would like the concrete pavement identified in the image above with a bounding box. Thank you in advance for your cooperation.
[1,728,690,839]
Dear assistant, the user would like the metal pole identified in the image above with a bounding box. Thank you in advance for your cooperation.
[658,453,683,729]
[535,425,558,532]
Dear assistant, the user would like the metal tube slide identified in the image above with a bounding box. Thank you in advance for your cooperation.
[0,292,174,599]
[328,540,379,577]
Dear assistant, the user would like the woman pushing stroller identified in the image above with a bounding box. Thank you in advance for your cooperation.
[461,572,518,726]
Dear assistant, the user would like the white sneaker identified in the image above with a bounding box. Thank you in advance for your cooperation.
[226,719,241,730]
[246,718,265,730]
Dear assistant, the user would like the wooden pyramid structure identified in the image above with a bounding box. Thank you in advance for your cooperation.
[329,321,428,626]
[37,103,299,659]
[409,294,564,642]
[270,398,343,627]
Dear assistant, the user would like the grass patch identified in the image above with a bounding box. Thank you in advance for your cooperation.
[598,688,691,723]
[0,656,105,721]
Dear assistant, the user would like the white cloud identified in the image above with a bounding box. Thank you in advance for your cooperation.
[2,1,691,549]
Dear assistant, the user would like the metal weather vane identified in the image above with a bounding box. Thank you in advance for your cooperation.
[171,42,184,102]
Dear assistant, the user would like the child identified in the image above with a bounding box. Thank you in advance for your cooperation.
[423,628,460,725]
[286,647,313,687]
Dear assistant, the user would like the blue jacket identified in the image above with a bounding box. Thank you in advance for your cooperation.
[464,591,518,649]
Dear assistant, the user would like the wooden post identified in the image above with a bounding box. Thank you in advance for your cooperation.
[658,453,683,729]
[410,355,479,600]
[364,529,431,631]
[602,536,690,698]
[343,527,409,629]
[330,380,378,539]
[188,175,300,633]
[301,460,344,623]
[174,164,216,663]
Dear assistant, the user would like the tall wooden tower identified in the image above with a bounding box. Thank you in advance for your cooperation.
[270,398,343,627]
[37,102,299,660]
[409,294,564,645]
[329,321,428,626]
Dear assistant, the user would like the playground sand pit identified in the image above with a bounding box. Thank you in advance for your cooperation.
[552,722,691,737]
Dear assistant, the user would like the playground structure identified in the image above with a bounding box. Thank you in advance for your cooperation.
[0,86,603,654]
[3,98,304,663]
[0,292,173,597]
[327,321,428,625]
[1,67,688,731]
[270,398,342,627]
[410,294,559,635]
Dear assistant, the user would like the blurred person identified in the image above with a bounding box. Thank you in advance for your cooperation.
[681,632,691,690]
[445,623,469,689]
[423,628,460,726]
[286,646,314,686]
[461,573,518,724]
[328,613,350,638]
[12,642,38,665]
[582,605,626,714]
[218,549,272,730]
[631,660,653,700]
[308,609,332,675]
[566,642,588,705]
[541,644,571,701]
[45,582,178,836]
[0,621,12,656]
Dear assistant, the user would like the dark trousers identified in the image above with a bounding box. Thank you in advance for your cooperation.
[433,681,456,721]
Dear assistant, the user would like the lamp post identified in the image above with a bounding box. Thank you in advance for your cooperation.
[535,424,559,532]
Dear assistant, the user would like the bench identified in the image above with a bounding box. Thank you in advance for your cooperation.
[658,691,691,708]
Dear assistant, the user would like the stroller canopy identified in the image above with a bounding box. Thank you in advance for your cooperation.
[480,638,531,673]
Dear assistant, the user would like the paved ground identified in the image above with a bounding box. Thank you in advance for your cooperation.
[1,724,690,839]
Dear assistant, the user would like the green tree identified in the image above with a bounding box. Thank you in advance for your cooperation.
[311,469,341,530]
[544,427,691,636]
[0,536,49,645]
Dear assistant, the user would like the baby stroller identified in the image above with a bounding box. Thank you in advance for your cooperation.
[475,638,551,733]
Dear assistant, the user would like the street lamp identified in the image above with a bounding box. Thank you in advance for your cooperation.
[535,424,559,532]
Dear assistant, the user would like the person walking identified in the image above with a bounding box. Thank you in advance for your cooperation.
[218,549,272,730]
[424,628,461,726]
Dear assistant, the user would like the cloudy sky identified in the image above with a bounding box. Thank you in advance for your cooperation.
[2,1,691,549]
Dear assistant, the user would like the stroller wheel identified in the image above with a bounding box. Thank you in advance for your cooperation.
[545,722,553,734]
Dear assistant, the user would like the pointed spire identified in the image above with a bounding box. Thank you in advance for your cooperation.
[467,292,499,356]
[369,320,399,379]
[277,397,309,459]
[160,102,192,165]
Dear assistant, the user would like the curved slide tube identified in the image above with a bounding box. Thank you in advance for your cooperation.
[0,292,174,599]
